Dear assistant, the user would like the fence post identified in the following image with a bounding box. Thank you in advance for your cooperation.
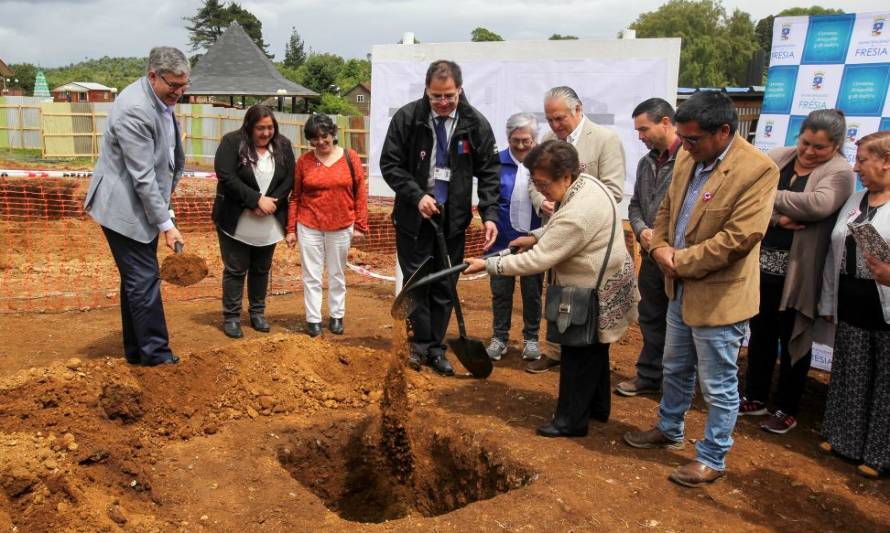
[17,105,24,149]
[90,106,98,161]
[39,105,46,159]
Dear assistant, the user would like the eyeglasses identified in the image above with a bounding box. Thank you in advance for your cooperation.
[159,73,191,91]
[509,138,535,148]
[677,132,709,146]
[531,179,554,191]
[428,93,459,103]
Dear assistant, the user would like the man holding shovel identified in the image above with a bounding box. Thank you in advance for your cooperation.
[83,46,188,367]
[380,60,501,376]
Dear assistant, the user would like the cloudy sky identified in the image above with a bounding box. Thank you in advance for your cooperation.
[1,0,887,66]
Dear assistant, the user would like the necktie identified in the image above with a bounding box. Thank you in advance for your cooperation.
[433,116,450,204]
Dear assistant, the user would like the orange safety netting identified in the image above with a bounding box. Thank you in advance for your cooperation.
[0,175,490,313]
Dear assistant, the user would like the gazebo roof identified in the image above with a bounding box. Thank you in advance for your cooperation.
[186,22,318,98]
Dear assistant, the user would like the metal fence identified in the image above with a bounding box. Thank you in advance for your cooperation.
[0,97,370,164]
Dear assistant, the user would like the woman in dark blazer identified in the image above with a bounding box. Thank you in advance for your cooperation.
[213,105,295,338]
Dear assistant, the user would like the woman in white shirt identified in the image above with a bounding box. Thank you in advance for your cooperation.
[213,105,296,338]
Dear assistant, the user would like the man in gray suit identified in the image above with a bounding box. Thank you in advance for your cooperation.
[526,85,627,374]
[84,46,189,366]
[616,98,680,397]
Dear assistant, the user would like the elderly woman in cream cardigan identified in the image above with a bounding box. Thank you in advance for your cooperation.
[466,140,639,438]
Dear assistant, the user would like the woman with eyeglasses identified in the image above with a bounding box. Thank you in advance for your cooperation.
[286,114,369,337]
[818,130,890,479]
[485,112,544,363]
[213,105,295,338]
[740,109,854,434]
[465,140,639,437]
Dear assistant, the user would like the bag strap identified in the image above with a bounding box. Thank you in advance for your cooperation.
[343,148,358,200]
[591,178,618,291]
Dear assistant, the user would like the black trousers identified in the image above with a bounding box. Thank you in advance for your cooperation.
[396,221,465,358]
[489,272,543,341]
[745,272,812,415]
[217,230,277,320]
[102,226,174,365]
[553,343,611,430]
[635,254,669,384]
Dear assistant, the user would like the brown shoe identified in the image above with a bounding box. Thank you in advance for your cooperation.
[526,356,560,374]
[615,377,660,397]
[668,461,725,488]
[623,427,684,450]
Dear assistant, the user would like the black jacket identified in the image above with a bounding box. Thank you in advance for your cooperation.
[380,92,500,238]
[212,130,295,236]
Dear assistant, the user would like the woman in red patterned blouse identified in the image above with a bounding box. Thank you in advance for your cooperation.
[286,114,369,337]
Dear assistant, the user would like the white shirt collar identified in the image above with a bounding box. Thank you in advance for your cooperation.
[431,109,458,122]
[566,114,587,146]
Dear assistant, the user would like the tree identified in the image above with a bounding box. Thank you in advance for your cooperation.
[7,63,38,93]
[336,58,371,92]
[630,0,758,86]
[312,93,360,115]
[755,7,844,53]
[185,0,272,57]
[297,53,346,94]
[549,34,579,40]
[471,27,504,42]
[284,27,307,69]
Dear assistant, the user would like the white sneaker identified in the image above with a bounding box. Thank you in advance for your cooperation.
[522,340,541,361]
[486,338,508,361]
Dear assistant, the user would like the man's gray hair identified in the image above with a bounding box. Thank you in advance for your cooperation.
[506,112,539,138]
[544,86,582,116]
[146,47,190,76]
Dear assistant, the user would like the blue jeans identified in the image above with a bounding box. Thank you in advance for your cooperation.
[656,284,747,471]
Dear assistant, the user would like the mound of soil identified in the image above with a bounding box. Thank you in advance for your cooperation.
[160,253,209,287]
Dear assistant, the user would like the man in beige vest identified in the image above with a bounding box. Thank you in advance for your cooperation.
[526,86,627,373]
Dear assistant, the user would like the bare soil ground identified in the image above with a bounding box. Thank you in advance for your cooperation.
[1,280,888,532]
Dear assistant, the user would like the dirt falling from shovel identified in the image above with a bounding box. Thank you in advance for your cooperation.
[379,317,416,485]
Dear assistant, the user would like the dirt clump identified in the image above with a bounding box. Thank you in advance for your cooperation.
[160,251,209,287]
[99,380,144,422]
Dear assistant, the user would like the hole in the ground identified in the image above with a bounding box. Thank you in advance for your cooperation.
[276,414,536,523]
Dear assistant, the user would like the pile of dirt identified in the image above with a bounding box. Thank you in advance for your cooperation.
[0,334,397,531]
[160,252,209,287]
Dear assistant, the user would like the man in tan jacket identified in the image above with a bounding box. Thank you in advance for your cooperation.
[623,91,779,488]
[526,85,627,373]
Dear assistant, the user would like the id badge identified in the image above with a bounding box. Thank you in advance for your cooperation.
[433,167,451,182]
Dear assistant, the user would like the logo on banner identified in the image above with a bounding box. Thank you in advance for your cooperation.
[873,17,885,37]
[764,121,774,138]
[847,124,860,143]
[781,23,792,40]
[812,71,825,90]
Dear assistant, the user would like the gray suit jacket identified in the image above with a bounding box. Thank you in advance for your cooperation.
[84,77,185,243]
[529,115,626,222]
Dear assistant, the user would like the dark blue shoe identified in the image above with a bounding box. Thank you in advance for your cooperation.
[142,354,180,367]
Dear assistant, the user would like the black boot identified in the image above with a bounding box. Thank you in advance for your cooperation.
[250,314,270,332]
[223,319,243,339]
[306,322,323,337]
[427,353,454,376]
[328,317,344,335]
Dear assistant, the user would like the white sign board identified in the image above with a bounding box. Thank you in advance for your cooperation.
[368,38,682,212]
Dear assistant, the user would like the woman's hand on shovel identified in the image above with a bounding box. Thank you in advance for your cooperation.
[464,257,487,275]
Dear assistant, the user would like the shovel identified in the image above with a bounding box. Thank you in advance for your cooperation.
[428,215,493,379]
[390,247,515,320]
[160,235,209,287]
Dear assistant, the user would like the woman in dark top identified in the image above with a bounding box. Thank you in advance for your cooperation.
[741,109,854,434]
[818,130,890,479]
[212,105,295,338]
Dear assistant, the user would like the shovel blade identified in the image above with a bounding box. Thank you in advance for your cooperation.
[391,256,436,319]
[447,336,493,379]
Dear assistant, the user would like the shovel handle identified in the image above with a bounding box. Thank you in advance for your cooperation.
[174,241,184,254]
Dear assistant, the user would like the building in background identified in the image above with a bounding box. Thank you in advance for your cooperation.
[344,82,371,116]
[51,82,116,103]
[0,58,14,95]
